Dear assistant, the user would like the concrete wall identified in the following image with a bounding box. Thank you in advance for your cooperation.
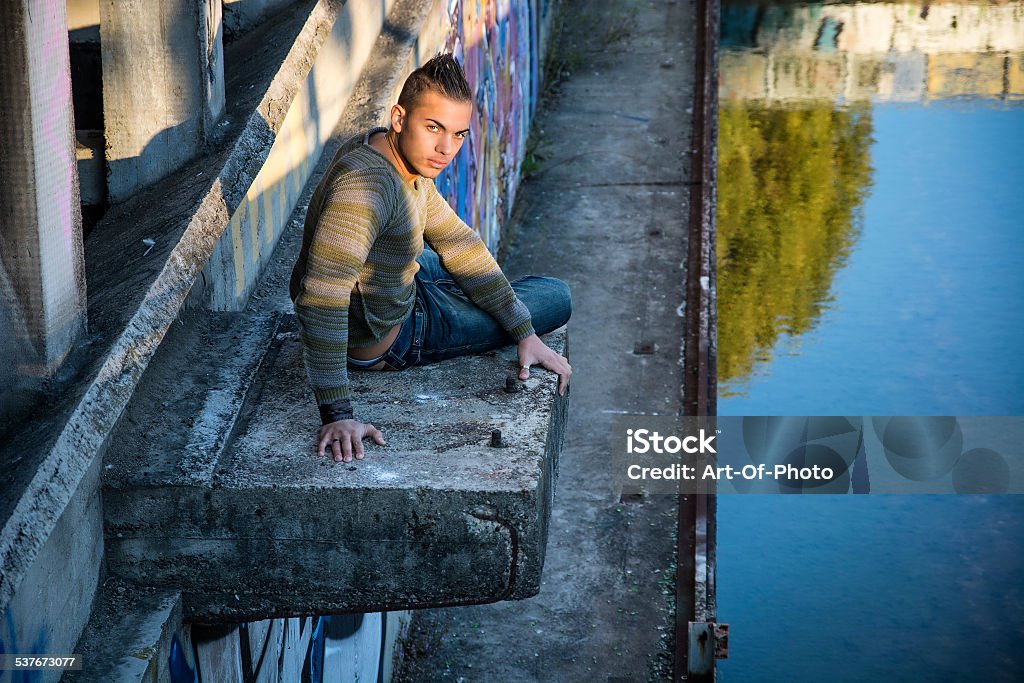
[67,0,100,37]
[0,455,104,683]
[100,0,226,202]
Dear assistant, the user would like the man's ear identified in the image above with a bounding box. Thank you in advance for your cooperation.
[390,104,406,133]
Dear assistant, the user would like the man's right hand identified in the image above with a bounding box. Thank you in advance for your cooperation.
[318,419,386,462]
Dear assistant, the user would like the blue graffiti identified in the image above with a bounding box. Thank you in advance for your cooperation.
[1,608,50,683]
[305,616,325,683]
[168,633,197,683]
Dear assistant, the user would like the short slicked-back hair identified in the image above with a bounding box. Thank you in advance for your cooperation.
[397,53,472,113]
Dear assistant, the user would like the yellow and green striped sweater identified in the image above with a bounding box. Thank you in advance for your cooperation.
[289,127,535,418]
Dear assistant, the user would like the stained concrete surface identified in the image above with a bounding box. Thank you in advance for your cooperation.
[394,0,695,680]
[101,306,569,621]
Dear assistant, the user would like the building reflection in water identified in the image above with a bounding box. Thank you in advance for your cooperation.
[717,0,1024,395]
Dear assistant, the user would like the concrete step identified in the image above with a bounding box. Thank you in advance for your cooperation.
[62,581,191,683]
[102,309,568,622]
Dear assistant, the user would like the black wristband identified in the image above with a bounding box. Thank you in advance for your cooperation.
[319,398,354,425]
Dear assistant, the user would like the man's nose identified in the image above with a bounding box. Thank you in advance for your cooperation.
[436,136,453,155]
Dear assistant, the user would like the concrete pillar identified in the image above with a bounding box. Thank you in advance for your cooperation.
[99,0,225,202]
[0,0,87,383]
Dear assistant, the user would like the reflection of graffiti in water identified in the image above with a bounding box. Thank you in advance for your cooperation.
[720,1,1024,102]
[717,101,874,390]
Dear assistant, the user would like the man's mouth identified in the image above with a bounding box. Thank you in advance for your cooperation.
[427,159,446,169]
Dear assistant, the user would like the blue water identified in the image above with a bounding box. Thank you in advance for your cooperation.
[718,495,1024,682]
[716,46,1024,683]
[722,102,1024,417]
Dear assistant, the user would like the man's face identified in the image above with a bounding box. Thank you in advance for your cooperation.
[393,90,472,179]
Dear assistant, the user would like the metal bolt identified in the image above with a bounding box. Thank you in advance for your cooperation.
[634,341,655,355]
[490,429,503,448]
[505,374,520,393]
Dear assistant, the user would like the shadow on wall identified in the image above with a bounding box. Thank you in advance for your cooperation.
[223,0,303,43]
[0,260,47,437]
[101,4,223,204]
[198,63,329,311]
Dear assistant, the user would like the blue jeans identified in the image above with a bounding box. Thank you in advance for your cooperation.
[355,245,571,371]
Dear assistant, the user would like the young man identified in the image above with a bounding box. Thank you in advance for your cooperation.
[290,53,572,464]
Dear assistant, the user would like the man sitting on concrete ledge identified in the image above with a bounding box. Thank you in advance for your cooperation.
[289,53,572,464]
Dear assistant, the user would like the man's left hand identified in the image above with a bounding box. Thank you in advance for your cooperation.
[517,334,572,396]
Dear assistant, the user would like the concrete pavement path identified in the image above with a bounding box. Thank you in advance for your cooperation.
[396,0,696,680]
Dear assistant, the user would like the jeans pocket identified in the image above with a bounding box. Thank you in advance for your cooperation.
[381,304,421,370]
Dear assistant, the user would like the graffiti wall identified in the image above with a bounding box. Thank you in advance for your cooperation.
[185,613,409,683]
[434,0,554,251]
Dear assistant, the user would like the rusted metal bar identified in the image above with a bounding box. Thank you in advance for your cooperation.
[676,0,719,679]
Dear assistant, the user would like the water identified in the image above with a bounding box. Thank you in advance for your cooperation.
[716,2,1024,680]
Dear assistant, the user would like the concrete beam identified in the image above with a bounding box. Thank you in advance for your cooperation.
[3,450,104,683]
[0,0,87,379]
[102,311,568,622]
[99,0,226,202]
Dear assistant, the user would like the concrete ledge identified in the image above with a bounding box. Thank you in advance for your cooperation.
[102,312,567,622]
[62,582,188,682]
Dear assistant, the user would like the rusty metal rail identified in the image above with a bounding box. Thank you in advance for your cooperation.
[675,0,720,680]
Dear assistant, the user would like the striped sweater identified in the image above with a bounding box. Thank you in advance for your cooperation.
[289,127,535,418]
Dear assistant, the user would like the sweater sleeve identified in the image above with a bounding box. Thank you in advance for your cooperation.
[293,168,394,416]
[422,183,535,341]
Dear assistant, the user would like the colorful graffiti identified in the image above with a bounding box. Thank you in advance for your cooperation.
[435,0,553,252]
[184,614,395,682]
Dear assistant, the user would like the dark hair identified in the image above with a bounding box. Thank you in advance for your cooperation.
[397,53,472,113]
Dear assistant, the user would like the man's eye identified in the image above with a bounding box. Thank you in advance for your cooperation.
[456,132,468,139]
[427,125,439,131]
